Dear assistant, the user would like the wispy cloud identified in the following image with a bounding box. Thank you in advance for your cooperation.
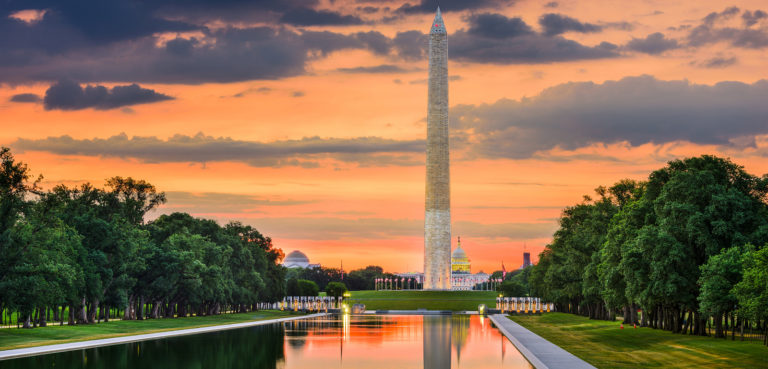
[12,133,425,168]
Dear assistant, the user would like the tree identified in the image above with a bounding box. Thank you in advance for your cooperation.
[1,202,81,328]
[103,176,166,225]
[498,280,527,297]
[732,246,768,345]
[297,279,319,296]
[286,278,300,296]
[325,282,348,298]
[345,265,394,290]
[527,155,768,336]
[0,147,39,234]
[699,246,745,338]
[0,150,287,326]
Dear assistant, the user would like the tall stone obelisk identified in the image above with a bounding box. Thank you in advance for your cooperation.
[424,7,451,290]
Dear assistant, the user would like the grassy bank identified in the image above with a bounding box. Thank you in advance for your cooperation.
[348,290,497,311]
[0,310,298,351]
[509,313,768,368]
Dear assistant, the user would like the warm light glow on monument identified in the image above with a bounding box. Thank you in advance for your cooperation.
[423,7,451,290]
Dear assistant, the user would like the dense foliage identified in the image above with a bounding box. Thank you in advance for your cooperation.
[325,282,347,297]
[527,156,768,344]
[0,148,285,328]
[286,279,319,296]
[284,264,396,291]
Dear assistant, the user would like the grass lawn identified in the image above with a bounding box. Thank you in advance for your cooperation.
[0,310,298,351]
[509,313,768,368]
[348,290,497,311]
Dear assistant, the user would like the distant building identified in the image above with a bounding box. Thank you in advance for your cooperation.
[520,252,532,269]
[451,240,470,273]
[450,237,490,291]
[393,238,492,289]
[283,250,320,269]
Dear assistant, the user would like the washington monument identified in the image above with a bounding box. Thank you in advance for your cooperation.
[424,7,451,290]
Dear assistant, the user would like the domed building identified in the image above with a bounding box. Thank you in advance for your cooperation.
[451,238,470,274]
[450,237,491,291]
[393,238,492,290]
[282,250,320,269]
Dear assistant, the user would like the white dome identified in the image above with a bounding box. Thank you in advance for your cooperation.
[452,245,467,259]
[283,250,310,268]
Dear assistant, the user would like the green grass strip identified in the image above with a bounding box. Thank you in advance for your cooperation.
[509,313,768,368]
[0,310,298,351]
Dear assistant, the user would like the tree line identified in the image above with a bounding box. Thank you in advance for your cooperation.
[285,265,398,292]
[521,155,768,344]
[0,148,285,328]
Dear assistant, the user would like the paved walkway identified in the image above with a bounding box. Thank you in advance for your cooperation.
[0,313,326,361]
[490,314,596,369]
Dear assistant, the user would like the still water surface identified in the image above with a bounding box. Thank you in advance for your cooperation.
[1,314,532,369]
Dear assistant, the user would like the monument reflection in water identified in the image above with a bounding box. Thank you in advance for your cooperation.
[1,315,532,369]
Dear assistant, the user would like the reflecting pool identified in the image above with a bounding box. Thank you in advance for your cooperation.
[0,315,532,369]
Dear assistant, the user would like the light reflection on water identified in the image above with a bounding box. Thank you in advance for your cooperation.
[0,315,532,369]
[281,314,532,369]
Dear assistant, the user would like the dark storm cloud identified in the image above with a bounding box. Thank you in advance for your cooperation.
[446,13,618,64]
[336,64,410,73]
[386,13,618,64]
[0,0,396,84]
[300,30,365,55]
[42,80,173,110]
[626,32,679,54]
[0,0,196,51]
[354,31,393,54]
[9,93,42,103]
[466,13,533,38]
[279,7,364,26]
[300,30,391,56]
[393,30,427,60]
[450,76,768,159]
[1,0,314,31]
[1,26,398,84]
[396,0,509,14]
[742,10,767,27]
[0,26,309,84]
[12,133,425,168]
[688,7,768,49]
[357,6,380,14]
[450,31,617,64]
[544,2,558,8]
[702,6,741,25]
[538,13,602,36]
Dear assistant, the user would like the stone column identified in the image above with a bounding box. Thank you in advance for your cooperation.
[424,7,451,291]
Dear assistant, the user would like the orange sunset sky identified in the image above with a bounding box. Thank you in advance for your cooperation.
[1,0,767,273]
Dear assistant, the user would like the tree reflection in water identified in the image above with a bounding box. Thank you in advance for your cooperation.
[2,315,533,369]
[1,324,285,369]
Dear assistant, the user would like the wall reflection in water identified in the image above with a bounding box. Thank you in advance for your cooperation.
[1,315,532,369]
[0,323,286,369]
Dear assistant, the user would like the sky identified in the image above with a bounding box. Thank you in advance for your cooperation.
[1,0,768,274]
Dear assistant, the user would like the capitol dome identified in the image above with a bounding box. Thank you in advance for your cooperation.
[451,245,467,259]
[451,237,471,274]
[283,250,310,268]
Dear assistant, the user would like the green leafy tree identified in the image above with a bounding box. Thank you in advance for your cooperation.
[325,282,348,298]
[732,246,768,345]
[286,278,300,296]
[699,246,746,338]
[297,279,319,296]
[498,280,527,297]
